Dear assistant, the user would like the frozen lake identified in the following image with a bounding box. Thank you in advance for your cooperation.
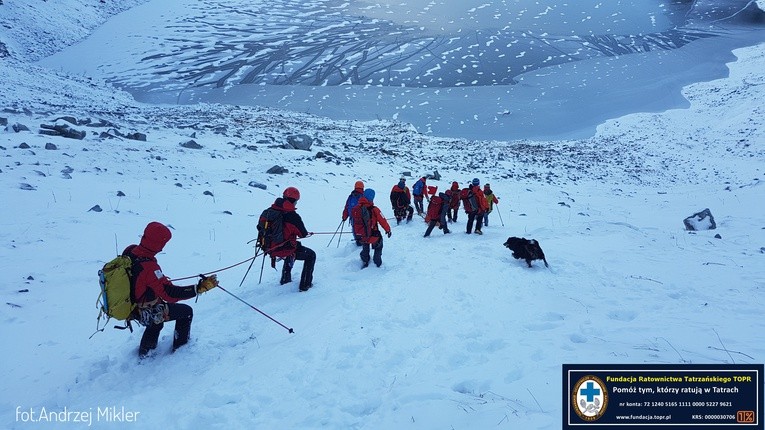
[41,0,765,140]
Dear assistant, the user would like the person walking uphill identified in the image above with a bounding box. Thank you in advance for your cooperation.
[351,188,392,268]
[124,221,219,359]
[258,187,316,292]
[342,180,365,246]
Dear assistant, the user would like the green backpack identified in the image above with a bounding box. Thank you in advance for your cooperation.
[93,248,147,336]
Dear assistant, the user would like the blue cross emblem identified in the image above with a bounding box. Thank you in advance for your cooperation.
[580,381,601,402]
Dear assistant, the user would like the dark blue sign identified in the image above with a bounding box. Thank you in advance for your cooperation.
[563,364,763,429]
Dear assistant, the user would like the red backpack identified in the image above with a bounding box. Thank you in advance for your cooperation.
[425,196,443,222]
[351,204,372,244]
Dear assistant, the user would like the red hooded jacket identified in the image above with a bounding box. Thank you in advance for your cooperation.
[123,222,196,306]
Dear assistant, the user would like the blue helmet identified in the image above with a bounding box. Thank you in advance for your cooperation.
[364,188,375,202]
[472,178,480,186]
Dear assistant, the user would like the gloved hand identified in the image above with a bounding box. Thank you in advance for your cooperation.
[196,274,219,294]
[386,231,392,238]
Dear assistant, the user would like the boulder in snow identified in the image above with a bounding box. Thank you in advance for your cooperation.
[8,123,30,133]
[285,134,313,151]
[180,140,203,149]
[88,205,103,213]
[39,123,85,139]
[267,165,288,174]
[0,117,7,126]
[125,132,147,141]
[683,208,716,231]
[248,181,267,190]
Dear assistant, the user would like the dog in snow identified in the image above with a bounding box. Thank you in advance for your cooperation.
[503,237,549,268]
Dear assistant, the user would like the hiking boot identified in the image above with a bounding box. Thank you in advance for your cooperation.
[375,262,382,267]
[444,229,451,234]
[299,284,311,292]
[361,261,369,269]
[475,230,483,235]
[423,233,430,238]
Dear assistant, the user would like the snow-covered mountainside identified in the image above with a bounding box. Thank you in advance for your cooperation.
[0,0,149,61]
[1,1,764,429]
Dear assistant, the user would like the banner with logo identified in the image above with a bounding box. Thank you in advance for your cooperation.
[563,364,763,429]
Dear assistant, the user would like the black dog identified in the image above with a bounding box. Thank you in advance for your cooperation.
[503,237,549,268]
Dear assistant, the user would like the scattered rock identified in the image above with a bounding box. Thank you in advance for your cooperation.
[203,190,214,197]
[223,210,233,215]
[125,132,146,141]
[760,247,765,254]
[88,205,103,212]
[117,191,126,197]
[180,140,203,149]
[558,202,571,208]
[401,171,412,177]
[267,165,288,174]
[714,234,722,239]
[19,183,36,191]
[0,117,7,126]
[45,142,58,150]
[285,134,313,151]
[683,208,716,231]
[18,142,30,149]
[39,123,86,139]
[431,170,442,180]
[55,116,79,125]
[248,181,267,190]
[175,183,183,188]
[9,123,30,133]
[26,276,34,281]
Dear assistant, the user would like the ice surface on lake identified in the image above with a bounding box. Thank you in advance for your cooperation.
[41,0,765,139]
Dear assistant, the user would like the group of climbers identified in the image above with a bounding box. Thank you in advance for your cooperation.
[118,177,498,359]
[344,176,500,240]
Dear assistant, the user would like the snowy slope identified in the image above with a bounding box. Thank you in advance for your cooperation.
[0,0,149,61]
[1,1,764,429]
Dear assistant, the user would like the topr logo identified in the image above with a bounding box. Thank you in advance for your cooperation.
[572,375,608,421]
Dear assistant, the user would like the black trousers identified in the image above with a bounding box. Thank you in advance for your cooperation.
[139,302,193,356]
[424,215,450,236]
[466,211,485,233]
[448,207,458,222]
[393,206,414,224]
[281,243,316,290]
[360,234,384,267]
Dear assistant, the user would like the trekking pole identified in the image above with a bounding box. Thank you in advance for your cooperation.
[217,285,294,334]
[337,220,345,248]
[238,247,261,288]
[258,251,267,284]
[496,204,505,227]
[327,220,344,248]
